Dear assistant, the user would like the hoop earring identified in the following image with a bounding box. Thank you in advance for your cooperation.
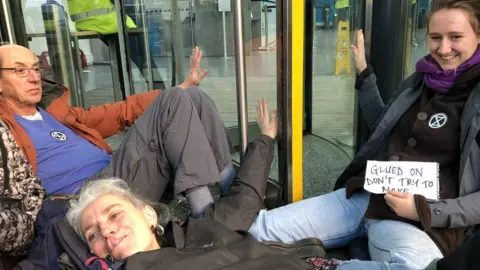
[151,224,165,237]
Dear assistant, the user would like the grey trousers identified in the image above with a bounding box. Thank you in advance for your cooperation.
[91,86,232,202]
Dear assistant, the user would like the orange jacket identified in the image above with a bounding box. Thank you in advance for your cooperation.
[0,79,160,174]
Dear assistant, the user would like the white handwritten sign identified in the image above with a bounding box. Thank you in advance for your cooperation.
[364,161,439,200]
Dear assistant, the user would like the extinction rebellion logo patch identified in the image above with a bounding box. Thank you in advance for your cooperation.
[428,113,448,129]
[50,131,67,141]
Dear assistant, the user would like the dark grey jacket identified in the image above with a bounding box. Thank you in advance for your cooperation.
[125,135,326,270]
[334,71,480,230]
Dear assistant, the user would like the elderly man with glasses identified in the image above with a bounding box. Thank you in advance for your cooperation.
[0,44,234,219]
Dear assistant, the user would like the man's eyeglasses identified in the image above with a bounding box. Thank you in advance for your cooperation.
[0,67,44,78]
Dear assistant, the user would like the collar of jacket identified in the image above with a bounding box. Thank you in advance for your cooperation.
[458,78,480,192]
[39,78,70,110]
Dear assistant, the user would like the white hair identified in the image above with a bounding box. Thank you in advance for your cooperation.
[66,178,170,243]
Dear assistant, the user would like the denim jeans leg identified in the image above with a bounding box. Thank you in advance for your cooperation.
[248,188,370,248]
[337,219,443,270]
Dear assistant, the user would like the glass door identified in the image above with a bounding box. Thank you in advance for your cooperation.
[297,0,362,200]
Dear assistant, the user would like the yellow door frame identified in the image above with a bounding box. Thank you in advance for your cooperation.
[277,0,304,203]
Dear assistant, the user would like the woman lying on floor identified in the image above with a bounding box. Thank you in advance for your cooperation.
[58,99,329,270]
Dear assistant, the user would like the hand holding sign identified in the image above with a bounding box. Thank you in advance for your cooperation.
[384,190,420,221]
[364,161,439,201]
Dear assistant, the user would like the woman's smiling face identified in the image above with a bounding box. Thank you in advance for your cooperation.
[80,194,160,260]
[428,8,480,70]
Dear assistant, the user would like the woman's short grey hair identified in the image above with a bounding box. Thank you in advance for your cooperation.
[66,178,171,243]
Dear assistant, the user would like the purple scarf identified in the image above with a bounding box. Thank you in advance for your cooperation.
[415,47,480,93]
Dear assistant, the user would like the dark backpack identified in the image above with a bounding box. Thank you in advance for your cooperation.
[0,120,46,257]
[16,199,71,270]
[53,219,122,270]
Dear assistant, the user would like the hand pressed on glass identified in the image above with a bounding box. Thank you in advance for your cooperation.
[256,98,278,140]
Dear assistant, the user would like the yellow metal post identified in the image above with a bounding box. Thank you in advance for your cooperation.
[291,0,304,202]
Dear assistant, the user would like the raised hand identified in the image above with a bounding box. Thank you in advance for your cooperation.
[352,29,368,73]
[179,46,208,88]
[256,98,278,139]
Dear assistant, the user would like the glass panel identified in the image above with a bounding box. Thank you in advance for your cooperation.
[130,0,279,181]
[189,0,238,128]
[125,0,185,94]
[407,0,430,76]
[192,0,279,180]
[306,0,359,197]
[22,0,126,108]
[20,0,277,130]
[0,1,14,44]
[123,0,158,93]
[165,0,278,131]
[132,0,239,128]
[312,0,357,154]
[131,0,274,156]
[18,0,279,166]
[244,0,278,179]
[245,1,277,124]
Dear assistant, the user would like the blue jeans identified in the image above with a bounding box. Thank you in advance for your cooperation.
[248,189,443,269]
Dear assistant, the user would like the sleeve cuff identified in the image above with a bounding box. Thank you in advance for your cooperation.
[355,65,374,89]
[428,201,451,228]
[414,194,432,231]
[258,134,275,144]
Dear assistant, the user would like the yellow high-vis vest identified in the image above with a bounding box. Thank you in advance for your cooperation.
[335,0,349,10]
[67,0,137,34]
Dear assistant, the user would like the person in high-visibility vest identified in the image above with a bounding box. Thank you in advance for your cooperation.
[66,0,166,90]
[67,0,137,34]
[335,0,349,22]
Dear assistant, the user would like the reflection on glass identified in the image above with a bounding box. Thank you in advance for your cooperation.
[183,0,239,128]
[311,0,357,154]
[124,0,170,93]
[23,0,139,107]
[127,0,241,129]
[408,0,431,76]
[245,1,277,126]
[20,0,275,130]
[303,0,359,198]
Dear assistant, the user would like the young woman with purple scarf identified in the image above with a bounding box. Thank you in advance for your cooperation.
[247,0,480,269]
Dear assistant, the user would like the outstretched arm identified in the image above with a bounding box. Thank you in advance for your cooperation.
[200,99,278,232]
[64,47,208,138]
[352,29,387,131]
